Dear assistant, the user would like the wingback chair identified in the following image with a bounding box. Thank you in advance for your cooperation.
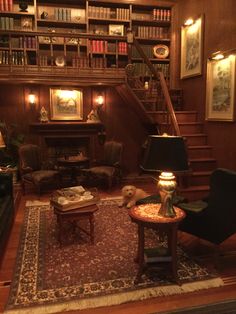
[179,168,236,246]
[19,144,60,195]
[83,141,123,189]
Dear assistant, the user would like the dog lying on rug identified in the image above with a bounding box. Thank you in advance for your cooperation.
[120,185,149,208]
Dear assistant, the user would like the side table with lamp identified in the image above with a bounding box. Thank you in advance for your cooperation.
[130,134,189,283]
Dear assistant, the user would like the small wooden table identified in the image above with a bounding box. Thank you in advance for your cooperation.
[53,204,98,245]
[57,156,89,184]
[129,204,185,284]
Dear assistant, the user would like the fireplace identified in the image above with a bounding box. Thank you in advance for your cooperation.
[29,122,104,163]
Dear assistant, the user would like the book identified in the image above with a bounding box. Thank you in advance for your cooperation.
[144,247,172,263]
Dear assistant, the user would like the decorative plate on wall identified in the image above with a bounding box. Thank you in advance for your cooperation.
[153,44,169,59]
[55,56,66,67]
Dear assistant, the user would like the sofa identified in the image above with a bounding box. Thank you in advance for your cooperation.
[0,172,14,262]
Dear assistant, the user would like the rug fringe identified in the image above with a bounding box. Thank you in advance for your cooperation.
[26,200,50,206]
[4,278,223,314]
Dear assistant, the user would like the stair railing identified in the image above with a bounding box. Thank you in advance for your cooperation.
[128,35,180,136]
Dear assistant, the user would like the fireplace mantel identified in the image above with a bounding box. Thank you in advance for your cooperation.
[30,122,105,161]
[29,122,104,136]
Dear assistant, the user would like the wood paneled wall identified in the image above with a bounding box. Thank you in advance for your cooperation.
[0,84,148,174]
[172,0,236,170]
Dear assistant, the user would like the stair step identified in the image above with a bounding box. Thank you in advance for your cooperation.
[190,171,212,185]
[179,122,203,134]
[183,134,207,145]
[145,111,198,123]
[187,145,213,158]
[189,158,217,171]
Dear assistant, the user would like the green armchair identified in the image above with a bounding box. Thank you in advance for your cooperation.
[179,168,236,245]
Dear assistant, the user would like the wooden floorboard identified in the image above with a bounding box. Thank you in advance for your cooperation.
[1,181,236,314]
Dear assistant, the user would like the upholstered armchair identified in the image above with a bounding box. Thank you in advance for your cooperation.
[82,141,123,189]
[179,168,236,246]
[19,144,60,195]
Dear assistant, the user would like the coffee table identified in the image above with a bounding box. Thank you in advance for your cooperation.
[53,204,99,245]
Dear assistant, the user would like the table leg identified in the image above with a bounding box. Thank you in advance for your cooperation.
[168,225,178,282]
[134,224,144,284]
[89,214,95,244]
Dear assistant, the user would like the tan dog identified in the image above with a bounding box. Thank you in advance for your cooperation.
[120,185,149,209]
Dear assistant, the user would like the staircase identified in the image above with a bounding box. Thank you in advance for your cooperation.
[148,110,217,201]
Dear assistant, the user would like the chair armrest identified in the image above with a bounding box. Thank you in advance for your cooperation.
[178,200,208,214]
[21,166,33,174]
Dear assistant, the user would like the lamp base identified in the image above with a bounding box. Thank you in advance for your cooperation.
[157,172,177,218]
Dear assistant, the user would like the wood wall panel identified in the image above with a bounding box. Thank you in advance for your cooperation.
[0,84,148,174]
[173,0,236,170]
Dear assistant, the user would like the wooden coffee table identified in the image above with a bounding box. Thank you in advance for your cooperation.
[52,203,99,245]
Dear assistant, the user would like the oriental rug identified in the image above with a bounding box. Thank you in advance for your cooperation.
[5,199,223,314]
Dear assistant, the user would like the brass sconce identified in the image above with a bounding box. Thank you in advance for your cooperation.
[28,91,36,106]
[87,90,105,123]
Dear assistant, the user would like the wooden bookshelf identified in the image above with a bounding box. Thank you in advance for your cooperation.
[0,0,174,80]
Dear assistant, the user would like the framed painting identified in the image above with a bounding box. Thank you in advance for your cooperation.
[50,88,83,121]
[206,55,235,121]
[109,24,124,36]
[180,16,203,79]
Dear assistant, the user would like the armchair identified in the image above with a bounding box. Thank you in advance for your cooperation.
[179,168,236,245]
[82,141,123,189]
[19,144,60,195]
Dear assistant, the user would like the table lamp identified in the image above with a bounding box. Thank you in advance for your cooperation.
[140,134,189,218]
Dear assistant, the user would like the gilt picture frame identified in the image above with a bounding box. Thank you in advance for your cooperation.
[180,16,203,79]
[109,24,124,36]
[206,55,235,121]
[50,88,83,121]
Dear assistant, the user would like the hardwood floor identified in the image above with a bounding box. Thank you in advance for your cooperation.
[1,181,236,314]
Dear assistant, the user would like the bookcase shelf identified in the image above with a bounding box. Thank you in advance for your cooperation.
[0,0,173,80]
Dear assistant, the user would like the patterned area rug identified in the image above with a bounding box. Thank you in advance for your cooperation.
[5,199,223,314]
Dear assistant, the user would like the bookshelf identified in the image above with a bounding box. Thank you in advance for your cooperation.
[0,0,173,79]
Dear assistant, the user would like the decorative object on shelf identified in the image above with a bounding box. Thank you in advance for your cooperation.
[153,44,169,59]
[39,106,49,123]
[109,24,124,36]
[40,11,48,19]
[206,55,235,121]
[55,56,66,67]
[21,17,33,30]
[140,134,189,218]
[50,88,83,121]
[19,1,28,12]
[181,15,204,79]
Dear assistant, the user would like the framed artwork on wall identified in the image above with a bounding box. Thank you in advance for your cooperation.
[50,88,83,120]
[109,24,124,36]
[180,16,203,79]
[206,55,235,121]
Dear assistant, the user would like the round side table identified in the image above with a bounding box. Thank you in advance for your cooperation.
[129,203,186,284]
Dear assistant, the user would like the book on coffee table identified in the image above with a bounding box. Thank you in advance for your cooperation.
[51,186,99,211]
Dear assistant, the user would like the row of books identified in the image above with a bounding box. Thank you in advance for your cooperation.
[72,57,89,68]
[152,9,171,22]
[90,57,106,68]
[0,16,14,30]
[135,26,169,40]
[0,0,13,12]
[53,8,72,22]
[0,50,25,65]
[38,55,48,66]
[132,45,156,59]
[132,62,170,78]
[89,40,127,54]
[88,6,129,20]
[11,36,36,49]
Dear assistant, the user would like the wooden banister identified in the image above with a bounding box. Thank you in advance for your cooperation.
[130,37,180,136]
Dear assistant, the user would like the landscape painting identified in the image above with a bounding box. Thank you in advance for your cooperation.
[50,88,83,120]
[206,55,235,121]
[180,16,203,79]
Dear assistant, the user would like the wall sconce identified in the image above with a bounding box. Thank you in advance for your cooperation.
[210,48,236,60]
[87,90,105,123]
[184,18,194,26]
[0,131,6,149]
[28,91,36,106]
